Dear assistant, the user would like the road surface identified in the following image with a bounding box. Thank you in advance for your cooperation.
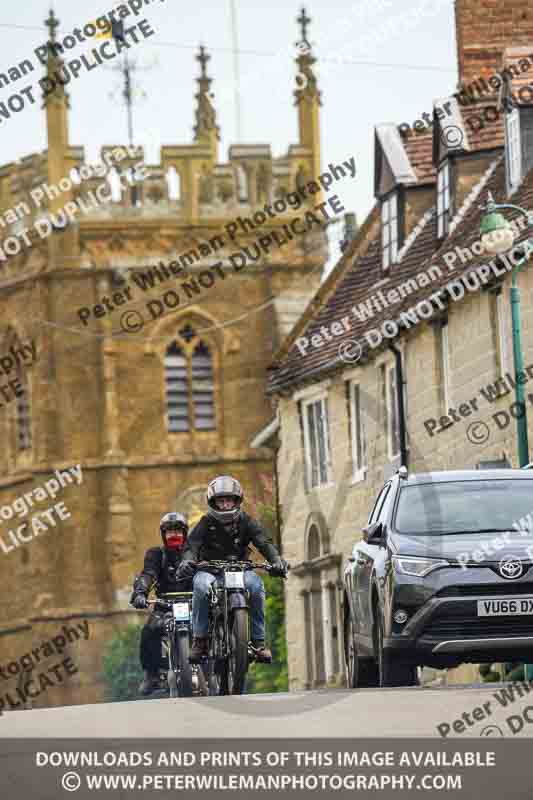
[1,683,532,738]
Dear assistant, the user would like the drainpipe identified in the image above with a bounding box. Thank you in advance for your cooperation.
[388,343,408,468]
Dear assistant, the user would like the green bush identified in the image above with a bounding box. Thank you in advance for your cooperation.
[101,623,144,701]
[246,573,289,694]
[246,475,289,694]
[480,662,526,683]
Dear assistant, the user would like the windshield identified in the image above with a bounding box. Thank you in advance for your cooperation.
[394,479,533,535]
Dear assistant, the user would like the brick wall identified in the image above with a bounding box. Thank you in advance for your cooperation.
[455,0,533,85]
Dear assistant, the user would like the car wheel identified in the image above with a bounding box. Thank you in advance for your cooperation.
[344,605,379,689]
[374,613,417,688]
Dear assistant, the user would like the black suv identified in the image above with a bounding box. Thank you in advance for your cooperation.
[343,468,533,687]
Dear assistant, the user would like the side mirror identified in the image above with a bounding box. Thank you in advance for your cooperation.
[362,521,384,545]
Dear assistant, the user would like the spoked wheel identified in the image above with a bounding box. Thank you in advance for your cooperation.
[176,632,193,698]
[208,619,228,696]
[167,639,179,698]
[167,669,178,698]
[193,664,208,696]
[227,608,249,695]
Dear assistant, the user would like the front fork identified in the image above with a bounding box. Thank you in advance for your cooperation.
[220,588,249,658]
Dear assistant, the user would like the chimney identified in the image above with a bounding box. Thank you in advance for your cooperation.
[340,212,358,252]
[455,0,533,87]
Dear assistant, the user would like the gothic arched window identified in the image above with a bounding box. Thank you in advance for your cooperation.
[164,323,216,433]
[16,373,32,451]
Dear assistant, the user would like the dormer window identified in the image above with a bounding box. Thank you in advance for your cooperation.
[506,107,521,191]
[381,192,399,270]
[437,161,451,238]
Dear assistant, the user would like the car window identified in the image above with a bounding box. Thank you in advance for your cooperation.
[376,484,394,523]
[368,484,391,525]
[368,487,386,525]
[394,479,533,534]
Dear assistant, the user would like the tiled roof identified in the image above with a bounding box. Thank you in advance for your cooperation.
[267,158,533,395]
[402,132,435,184]
[460,98,506,150]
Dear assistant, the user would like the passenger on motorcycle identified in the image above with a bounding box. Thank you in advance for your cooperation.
[130,512,191,695]
[178,476,288,662]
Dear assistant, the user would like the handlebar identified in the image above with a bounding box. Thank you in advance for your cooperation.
[196,559,290,576]
[197,559,269,570]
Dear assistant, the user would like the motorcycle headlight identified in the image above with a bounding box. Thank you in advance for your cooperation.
[392,556,450,577]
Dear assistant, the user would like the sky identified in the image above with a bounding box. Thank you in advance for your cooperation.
[0,0,457,268]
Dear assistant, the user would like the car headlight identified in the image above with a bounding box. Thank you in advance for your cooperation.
[392,556,450,577]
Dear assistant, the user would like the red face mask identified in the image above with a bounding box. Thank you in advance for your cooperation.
[165,530,185,550]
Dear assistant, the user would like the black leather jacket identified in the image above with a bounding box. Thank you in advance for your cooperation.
[131,546,191,599]
[182,512,279,564]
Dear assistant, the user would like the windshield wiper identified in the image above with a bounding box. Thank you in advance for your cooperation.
[438,528,519,535]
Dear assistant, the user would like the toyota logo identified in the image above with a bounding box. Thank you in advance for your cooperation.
[499,557,524,580]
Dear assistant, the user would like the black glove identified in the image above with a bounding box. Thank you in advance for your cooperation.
[132,593,148,609]
[178,560,197,580]
[270,558,288,578]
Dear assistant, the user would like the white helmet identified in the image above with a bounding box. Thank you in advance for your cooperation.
[206,475,243,524]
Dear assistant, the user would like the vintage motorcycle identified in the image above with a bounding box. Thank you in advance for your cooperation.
[196,558,288,696]
[146,591,207,698]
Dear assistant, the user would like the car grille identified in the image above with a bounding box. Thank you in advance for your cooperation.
[424,616,533,639]
[437,583,533,597]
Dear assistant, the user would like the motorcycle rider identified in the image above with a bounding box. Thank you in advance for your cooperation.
[178,476,288,662]
[130,512,191,695]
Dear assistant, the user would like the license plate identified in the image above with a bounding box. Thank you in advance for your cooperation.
[477,596,533,616]
[173,602,190,621]
[224,571,244,589]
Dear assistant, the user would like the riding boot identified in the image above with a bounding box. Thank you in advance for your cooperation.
[190,636,209,661]
[251,640,272,663]
[139,669,160,695]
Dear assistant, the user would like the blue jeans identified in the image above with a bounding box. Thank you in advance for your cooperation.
[192,570,266,641]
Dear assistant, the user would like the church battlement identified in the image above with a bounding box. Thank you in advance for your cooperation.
[0,8,322,241]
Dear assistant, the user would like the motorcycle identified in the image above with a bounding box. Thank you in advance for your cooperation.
[195,558,288,696]
[145,592,207,698]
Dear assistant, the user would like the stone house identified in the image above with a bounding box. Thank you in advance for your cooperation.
[266,0,533,690]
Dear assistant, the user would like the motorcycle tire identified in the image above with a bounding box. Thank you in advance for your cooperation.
[228,608,249,695]
[177,631,194,697]
[167,669,178,698]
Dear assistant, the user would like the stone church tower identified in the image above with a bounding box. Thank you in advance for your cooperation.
[0,8,328,707]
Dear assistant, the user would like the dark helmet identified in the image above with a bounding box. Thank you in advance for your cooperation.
[160,512,188,551]
[206,475,243,524]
